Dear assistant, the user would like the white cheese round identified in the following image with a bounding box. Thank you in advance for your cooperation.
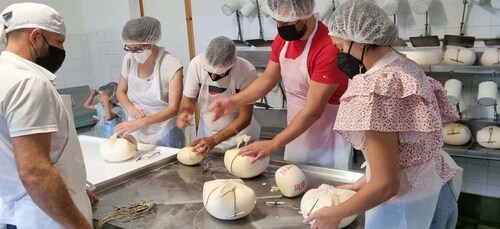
[177,147,204,165]
[442,47,476,66]
[443,123,471,146]
[99,134,138,162]
[203,179,256,220]
[275,164,308,197]
[224,148,270,178]
[300,184,357,228]
[477,126,500,149]
[480,48,500,66]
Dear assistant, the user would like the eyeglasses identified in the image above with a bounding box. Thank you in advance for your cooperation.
[123,44,149,53]
[136,150,161,162]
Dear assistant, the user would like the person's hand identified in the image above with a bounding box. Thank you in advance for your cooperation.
[209,97,237,121]
[190,136,218,155]
[336,175,366,192]
[303,206,341,229]
[99,92,111,105]
[238,140,277,163]
[90,88,98,96]
[114,119,145,136]
[86,190,99,207]
[129,107,146,120]
[177,112,193,129]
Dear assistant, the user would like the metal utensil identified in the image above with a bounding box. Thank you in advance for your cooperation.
[443,0,475,48]
[409,11,440,47]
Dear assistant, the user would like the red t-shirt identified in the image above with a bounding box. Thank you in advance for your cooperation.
[270,21,348,105]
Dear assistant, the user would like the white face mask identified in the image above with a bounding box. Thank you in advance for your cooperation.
[133,49,152,64]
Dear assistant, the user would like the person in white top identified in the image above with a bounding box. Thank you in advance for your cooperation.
[0,3,93,229]
[177,36,260,154]
[115,16,185,147]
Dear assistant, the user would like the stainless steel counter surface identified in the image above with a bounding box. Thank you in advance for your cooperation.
[93,155,365,229]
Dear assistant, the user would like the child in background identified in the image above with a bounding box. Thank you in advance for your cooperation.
[84,82,125,138]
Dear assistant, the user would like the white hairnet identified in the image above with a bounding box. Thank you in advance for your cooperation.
[328,0,398,45]
[203,36,237,74]
[0,3,66,44]
[121,16,161,44]
[263,0,315,22]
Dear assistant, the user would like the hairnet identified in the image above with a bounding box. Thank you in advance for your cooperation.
[328,0,398,45]
[263,0,315,22]
[121,16,161,44]
[203,36,237,74]
[0,3,65,44]
[99,82,119,104]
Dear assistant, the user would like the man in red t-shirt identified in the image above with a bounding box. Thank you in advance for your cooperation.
[211,0,351,169]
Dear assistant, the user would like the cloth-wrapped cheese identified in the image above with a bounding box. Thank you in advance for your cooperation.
[443,123,471,146]
[224,135,270,178]
[480,48,500,66]
[442,47,476,66]
[275,164,307,197]
[301,184,357,228]
[99,133,138,162]
[477,126,500,149]
[177,146,204,165]
[203,179,256,220]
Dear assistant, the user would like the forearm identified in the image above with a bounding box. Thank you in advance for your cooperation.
[272,108,322,150]
[142,106,178,126]
[21,166,91,228]
[232,76,277,105]
[212,116,251,145]
[83,94,95,109]
[178,96,196,116]
[116,91,135,112]
[103,102,117,120]
[332,178,398,220]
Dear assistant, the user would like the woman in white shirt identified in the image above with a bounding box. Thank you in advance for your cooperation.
[115,16,184,147]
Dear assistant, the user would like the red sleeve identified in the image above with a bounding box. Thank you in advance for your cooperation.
[309,42,348,85]
[270,35,285,63]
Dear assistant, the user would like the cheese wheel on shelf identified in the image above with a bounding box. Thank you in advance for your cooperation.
[99,134,138,162]
[203,179,256,220]
[480,48,500,66]
[177,147,204,165]
[442,47,476,66]
[275,164,308,197]
[443,123,471,146]
[300,184,357,228]
[477,126,500,149]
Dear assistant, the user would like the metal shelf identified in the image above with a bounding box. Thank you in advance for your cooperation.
[423,65,500,74]
[444,142,500,161]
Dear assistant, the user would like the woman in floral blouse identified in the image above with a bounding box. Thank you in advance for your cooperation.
[304,1,460,229]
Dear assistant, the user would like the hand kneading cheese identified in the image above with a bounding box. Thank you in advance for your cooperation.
[477,126,500,149]
[100,134,138,162]
[203,179,256,220]
[442,47,476,66]
[275,164,307,197]
[301,184,357,228]
[443,123,471,146]
[224,135,270,178]
[177,147,204,165]
[480,48,500,66]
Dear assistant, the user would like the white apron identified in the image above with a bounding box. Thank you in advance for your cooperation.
[0,53,92,227]
[279,20,352,169]
[197,73,261,152]
[127,48,184,147]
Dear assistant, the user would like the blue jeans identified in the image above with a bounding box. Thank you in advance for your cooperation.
[6,225,16,229]
[430,181,458,229]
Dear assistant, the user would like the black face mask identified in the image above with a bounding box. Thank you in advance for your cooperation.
[207,68,231,82]
[32,35,66,73]
[277,21,307,41]
[337,41,366,79]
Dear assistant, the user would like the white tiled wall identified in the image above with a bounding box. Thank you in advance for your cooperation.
[53,33,94,89]
[87,29,124,89]
[455,156,500,198]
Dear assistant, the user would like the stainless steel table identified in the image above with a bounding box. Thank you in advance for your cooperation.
[92,154,365,229]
